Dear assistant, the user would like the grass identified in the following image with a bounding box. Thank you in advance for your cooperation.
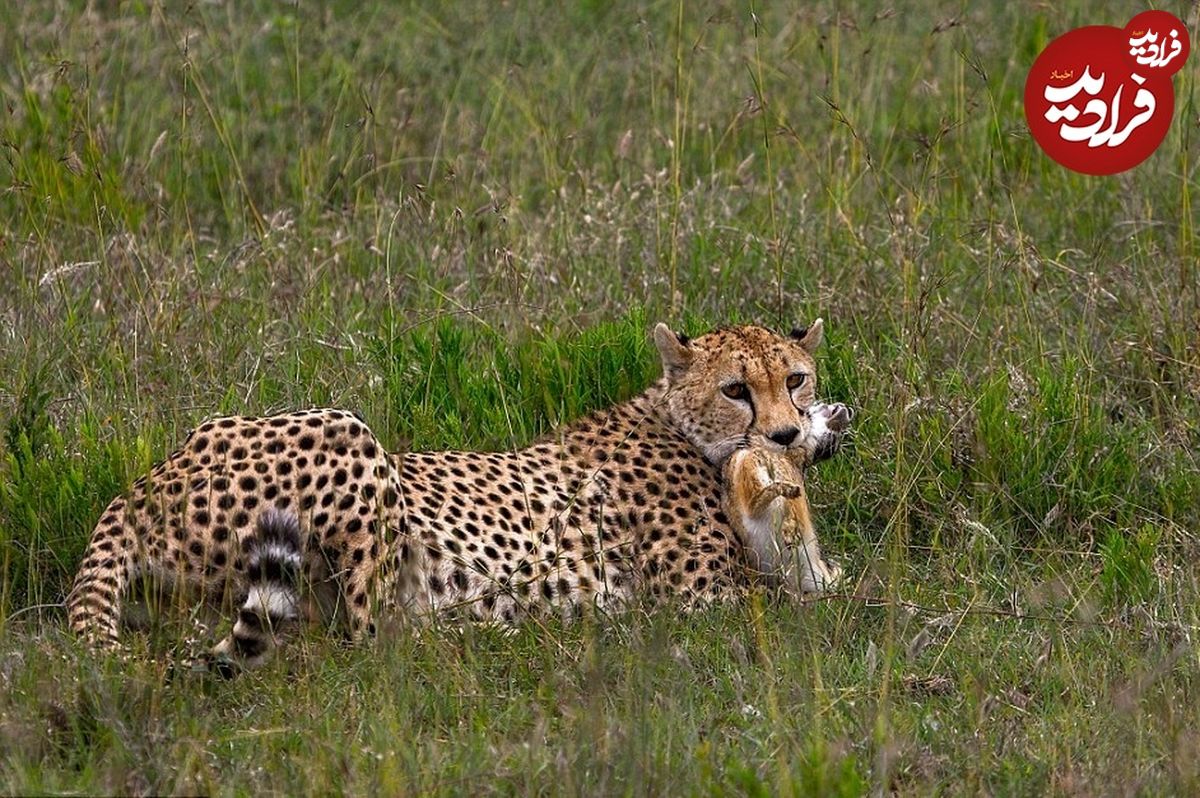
[1,0,1198,793]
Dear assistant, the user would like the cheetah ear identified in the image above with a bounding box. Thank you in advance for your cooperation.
[653,322,694,380]
[790,318,824,353]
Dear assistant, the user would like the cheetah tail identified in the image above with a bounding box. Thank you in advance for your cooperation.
[223,509,305,667]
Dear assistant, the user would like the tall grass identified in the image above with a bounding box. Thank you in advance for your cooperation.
[1,0,1198,792]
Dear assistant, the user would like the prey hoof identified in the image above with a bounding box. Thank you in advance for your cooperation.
[825,403,852,433]
[777,481,804,499]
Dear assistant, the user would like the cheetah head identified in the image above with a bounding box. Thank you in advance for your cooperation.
[653,321,842,464]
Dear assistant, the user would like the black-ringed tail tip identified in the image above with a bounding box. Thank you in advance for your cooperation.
[210,509,304,671]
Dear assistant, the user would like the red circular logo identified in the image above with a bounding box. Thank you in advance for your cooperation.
[1025,12,1187,176]
[1123,10,1190,78]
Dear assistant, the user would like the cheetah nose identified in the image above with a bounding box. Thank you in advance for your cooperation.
[768,427,800,446]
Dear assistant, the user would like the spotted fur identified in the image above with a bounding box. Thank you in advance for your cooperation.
[66,322,850,669]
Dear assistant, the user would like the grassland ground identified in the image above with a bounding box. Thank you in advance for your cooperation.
[1,0,1198,793]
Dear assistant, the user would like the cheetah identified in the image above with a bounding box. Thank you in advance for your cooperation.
[722,399,851,595]
[66,320,851,670]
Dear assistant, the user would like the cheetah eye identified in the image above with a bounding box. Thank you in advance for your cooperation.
[786,373,807,391]
[721,382,749,401]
